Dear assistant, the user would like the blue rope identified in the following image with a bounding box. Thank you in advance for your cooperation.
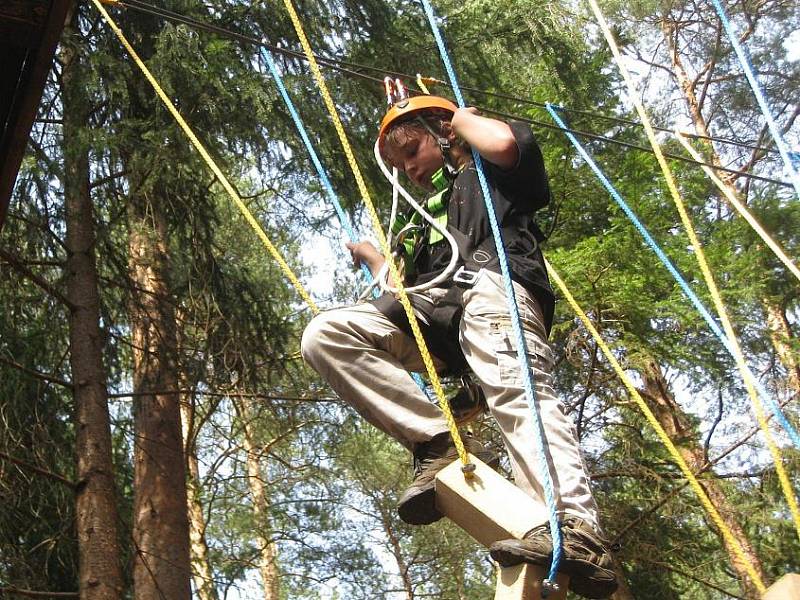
[708,0,800,199]
[260,46,430,393]
[260,48,361,248]
[419,1,563,588]
[546,103,800,450]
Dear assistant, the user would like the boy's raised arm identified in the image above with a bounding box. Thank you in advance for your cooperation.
[451,107,519,170]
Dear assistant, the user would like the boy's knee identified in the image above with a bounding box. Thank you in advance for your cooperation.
[300,313,328,365]
[301,310,349,367]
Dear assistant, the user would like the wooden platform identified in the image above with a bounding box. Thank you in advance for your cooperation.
[495,564,568,600]
[0,0,71,232]
[764,573,800,599]
[436,454,568,600]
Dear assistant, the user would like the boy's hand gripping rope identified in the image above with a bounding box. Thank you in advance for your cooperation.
[418,0,563,591]
[258,46,368,278]
[260,45,429,393]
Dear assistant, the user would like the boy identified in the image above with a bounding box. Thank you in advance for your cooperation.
[300,93,617,599]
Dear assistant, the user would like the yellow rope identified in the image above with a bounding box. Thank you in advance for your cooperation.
[674,131,800,284]
[588,0,800,542]
[279,0,469,467]
[91,0,319,315]
[545,259,767,592]
[415,74,432,95]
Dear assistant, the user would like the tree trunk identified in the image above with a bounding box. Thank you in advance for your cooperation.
[61,10,124,599]
[660,18,735,184]
[637,358,766,598]
[380,510,414,600]
[764,300,800,397]
[661,17,800,399]
[180,386,219,600]
[609,555,635,600]
[237,400,281,600]
[128,183,191,599]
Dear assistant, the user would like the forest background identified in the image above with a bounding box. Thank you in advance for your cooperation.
[1,0,799,598]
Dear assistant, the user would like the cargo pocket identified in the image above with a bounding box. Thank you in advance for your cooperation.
[489,317,522,386]
[462,270,552,386]
[489,314,551,387]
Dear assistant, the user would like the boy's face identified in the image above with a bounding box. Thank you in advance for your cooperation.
[383,128,443,190]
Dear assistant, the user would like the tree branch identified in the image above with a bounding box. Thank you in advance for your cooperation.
[703,388,725,463]
[0,247,75,310]
[0,589,77,599]
[108,389,339,403]
[636,557,745,599]
[0,451,76,489]
[697,20,722,111]
[613,393,796,544]
[0,355,73,389]
[89,169,129,191]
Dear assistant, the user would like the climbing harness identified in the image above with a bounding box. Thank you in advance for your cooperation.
[370,80,547,430]
[280,0,473,472]
[389,167,451,277]
[372,80,545,299]
[370,86,461,295]
[418,1,564,592]
[371,84,547,374]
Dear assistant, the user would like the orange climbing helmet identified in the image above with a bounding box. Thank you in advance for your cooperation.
[378,77,457,146]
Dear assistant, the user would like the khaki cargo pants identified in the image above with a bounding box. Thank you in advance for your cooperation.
[301,269,599,527]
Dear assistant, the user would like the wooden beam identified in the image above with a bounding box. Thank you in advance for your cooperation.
[495,564,568,600]
[435,453,550,546]
[763,573,800,599]
[436,454,568,600]
[0,0,72,233]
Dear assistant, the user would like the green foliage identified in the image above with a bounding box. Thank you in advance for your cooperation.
[0,200,77,591]
[2,0,799,597]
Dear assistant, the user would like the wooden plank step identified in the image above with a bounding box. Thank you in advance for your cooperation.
[764,573,800,600]
[436,454,568,600]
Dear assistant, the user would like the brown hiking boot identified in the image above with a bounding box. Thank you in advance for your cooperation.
[397,432,499,525]
[448,374,488,425]
[489,517,618,599]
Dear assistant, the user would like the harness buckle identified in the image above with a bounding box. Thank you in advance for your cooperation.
[452,265,480,286]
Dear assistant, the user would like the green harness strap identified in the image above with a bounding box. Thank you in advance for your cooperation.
[391,168,451,276]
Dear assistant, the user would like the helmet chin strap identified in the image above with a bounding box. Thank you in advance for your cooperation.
[415,116,460,180]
